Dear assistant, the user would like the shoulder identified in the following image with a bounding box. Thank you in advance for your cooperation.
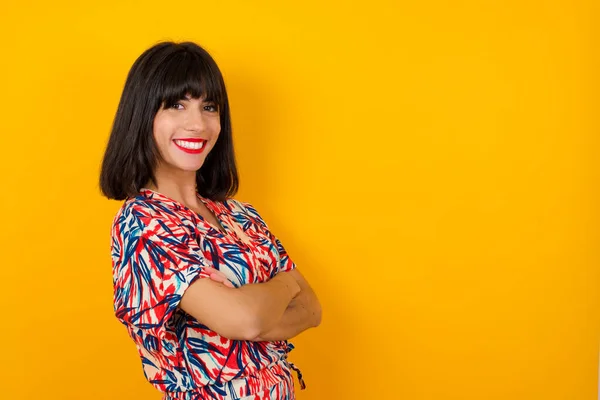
[222,197,254,214]
[111,194,189,242]
[221,198,266,225]
[112,195,158,232]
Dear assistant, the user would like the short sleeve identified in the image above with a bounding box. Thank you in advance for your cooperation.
[111,204,211,337]
[241,202,297,273]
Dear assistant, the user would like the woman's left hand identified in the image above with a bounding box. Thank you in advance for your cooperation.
[204,267,235,288]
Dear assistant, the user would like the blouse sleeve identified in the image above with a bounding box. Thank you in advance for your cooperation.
[241,201,297,273]
[111,204,211,337]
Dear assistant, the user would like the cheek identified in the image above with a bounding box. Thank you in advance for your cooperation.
[210,119,222,138]
[153,115,176,143]
[152,117,175,159]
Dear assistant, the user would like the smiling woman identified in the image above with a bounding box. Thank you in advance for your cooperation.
[153,95,220,172]
[99,41,321,400]
[100,42,236,202]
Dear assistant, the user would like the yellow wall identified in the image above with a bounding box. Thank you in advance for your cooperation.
[0,1,597,399]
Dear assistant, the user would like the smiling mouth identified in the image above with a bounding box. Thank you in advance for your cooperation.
[173,139,207,154]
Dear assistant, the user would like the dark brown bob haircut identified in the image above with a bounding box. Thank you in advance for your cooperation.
[99,41,238,201]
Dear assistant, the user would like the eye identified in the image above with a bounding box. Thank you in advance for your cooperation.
[204,104,218,112]
[170,102,184,110]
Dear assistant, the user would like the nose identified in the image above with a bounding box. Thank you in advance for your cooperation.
[184,108,206,132]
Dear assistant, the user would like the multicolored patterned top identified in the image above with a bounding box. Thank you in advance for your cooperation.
[111,188,299,399]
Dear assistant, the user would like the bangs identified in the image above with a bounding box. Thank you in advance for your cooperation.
[155,49,225,110]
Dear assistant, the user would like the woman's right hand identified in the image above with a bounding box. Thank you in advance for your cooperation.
[204,267,235,288]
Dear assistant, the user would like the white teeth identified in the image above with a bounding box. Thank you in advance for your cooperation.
[175,140,205,150]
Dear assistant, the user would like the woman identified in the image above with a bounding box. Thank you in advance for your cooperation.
[100,41,322,400]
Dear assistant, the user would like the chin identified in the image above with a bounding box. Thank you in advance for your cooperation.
[180,160,204,172]
[181,162,205,172]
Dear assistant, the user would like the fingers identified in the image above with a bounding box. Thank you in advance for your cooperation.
[222,280,235,288]
[209,275,231,287]
[205,267,235,288]
[205,267,226,279]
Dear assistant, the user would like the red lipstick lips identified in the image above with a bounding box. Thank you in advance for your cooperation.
[173,138,206,154]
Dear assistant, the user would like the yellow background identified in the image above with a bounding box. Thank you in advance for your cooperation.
[0,1,597,399]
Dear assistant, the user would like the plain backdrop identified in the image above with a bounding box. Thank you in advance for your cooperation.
[0,1,598,399]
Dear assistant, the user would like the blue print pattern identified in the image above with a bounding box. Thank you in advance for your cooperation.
[111,189,299,399]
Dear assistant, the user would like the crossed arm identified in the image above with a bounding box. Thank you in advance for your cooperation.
[255,269,321,341]
[179,267,322,341]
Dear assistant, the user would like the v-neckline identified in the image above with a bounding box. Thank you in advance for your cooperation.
[196,197,228,234]
[139,188,255,247]
[139,188,227,234]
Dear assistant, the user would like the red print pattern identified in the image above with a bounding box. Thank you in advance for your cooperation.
[111,189,300,399]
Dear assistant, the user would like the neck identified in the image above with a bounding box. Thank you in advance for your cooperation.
[146,164,202,207]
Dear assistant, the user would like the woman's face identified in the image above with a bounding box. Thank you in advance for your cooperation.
[152,94,221,174]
